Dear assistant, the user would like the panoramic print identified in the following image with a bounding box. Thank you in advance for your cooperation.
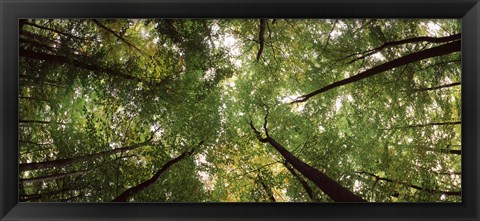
[19,19,461,202]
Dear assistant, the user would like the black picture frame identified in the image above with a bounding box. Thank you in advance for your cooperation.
[1,0,479,220]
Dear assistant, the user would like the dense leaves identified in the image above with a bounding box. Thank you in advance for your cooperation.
[19,19,461,202]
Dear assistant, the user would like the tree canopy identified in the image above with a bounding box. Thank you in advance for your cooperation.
[19,19,461,202]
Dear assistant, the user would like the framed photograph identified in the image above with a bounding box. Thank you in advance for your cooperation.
[1,0,479,220]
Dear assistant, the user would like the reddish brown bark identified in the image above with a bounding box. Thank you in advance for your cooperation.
[284,162,317,201]
[250,120,365,202]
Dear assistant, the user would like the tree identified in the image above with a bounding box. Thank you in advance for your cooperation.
[19,19,461,202]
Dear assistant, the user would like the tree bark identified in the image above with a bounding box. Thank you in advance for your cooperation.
[20,182,90,202]
[20,170,88,184]
[19,140,150,171]
[23,21,86,40]
[19,48,142,82]
[19,120,66,125]
[292,40,461,103]
[284,162,317,201]
[356,171,460,196]
[256,19,266,61]
[259,179,276,202]
[20,155,132,184]
[414,82,460,92]
[250,121,366,202]
[93,19,142,52]
[348,33,461,63]
[383,121,461,130]
[112,149,195,202]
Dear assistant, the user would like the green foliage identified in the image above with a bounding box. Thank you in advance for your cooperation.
[19,19,461,202]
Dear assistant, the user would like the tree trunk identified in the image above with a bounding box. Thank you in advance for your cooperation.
[250,121,365,202]
[292,40,461,103]
[20,155,132,183]
[284,162,317,201]
[380,121,461,131]
[19,48,142,81]
[20,170,87,184]
[24,21,85,40]
[356,171,460,196]
[19,120,66,125]
[112,149,195,202]
[414,82,461,92]
[256,19,266,61]
[347,33,461,63]
[19,141,149,171]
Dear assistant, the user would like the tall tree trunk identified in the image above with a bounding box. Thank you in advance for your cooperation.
[20,182,90,202]
[427,148,461,155]
[284,162,317,201]
[292,40,461,103]
[19,96,50,102]
[92,19,162,68]
[112,149,195,202]
[93,19,142,52]
[20,155,132,184]
[356,171,460,196]
[382,121,461,130]
[19,48,142,81]
[347,33,461,63]
[23,21,86,40]
[19,119,66,125]
[20,170,88,184]
[19,141,150,171]
[414,82,461,92]
[256,19,266,61]
[256,175,276,202]
[250,121,366,202]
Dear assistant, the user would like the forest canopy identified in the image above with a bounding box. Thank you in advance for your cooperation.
[18,19,461,202]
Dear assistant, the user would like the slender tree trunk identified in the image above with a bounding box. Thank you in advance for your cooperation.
[259,179,276,202]
[19,48,142,82]
[250,122,365,202]
[19,182,90,202]
[112,149,195,202]
[19,96,50,102]
[20,170,87,184]
[93,19,142,52]
[20,140,53,146]
[19,141,149,171]
[347,33,461,63]
[20,30,59,45]
[428,148,461,155]
[19,120,66,125]
[292,40,461,103]
[414,82,461,92]
[356,171,460,196]
[23,21,86,40]
[383,121,461,130]
[20,155,132,184]
[284,162,317,201]
[20,38,57,53]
